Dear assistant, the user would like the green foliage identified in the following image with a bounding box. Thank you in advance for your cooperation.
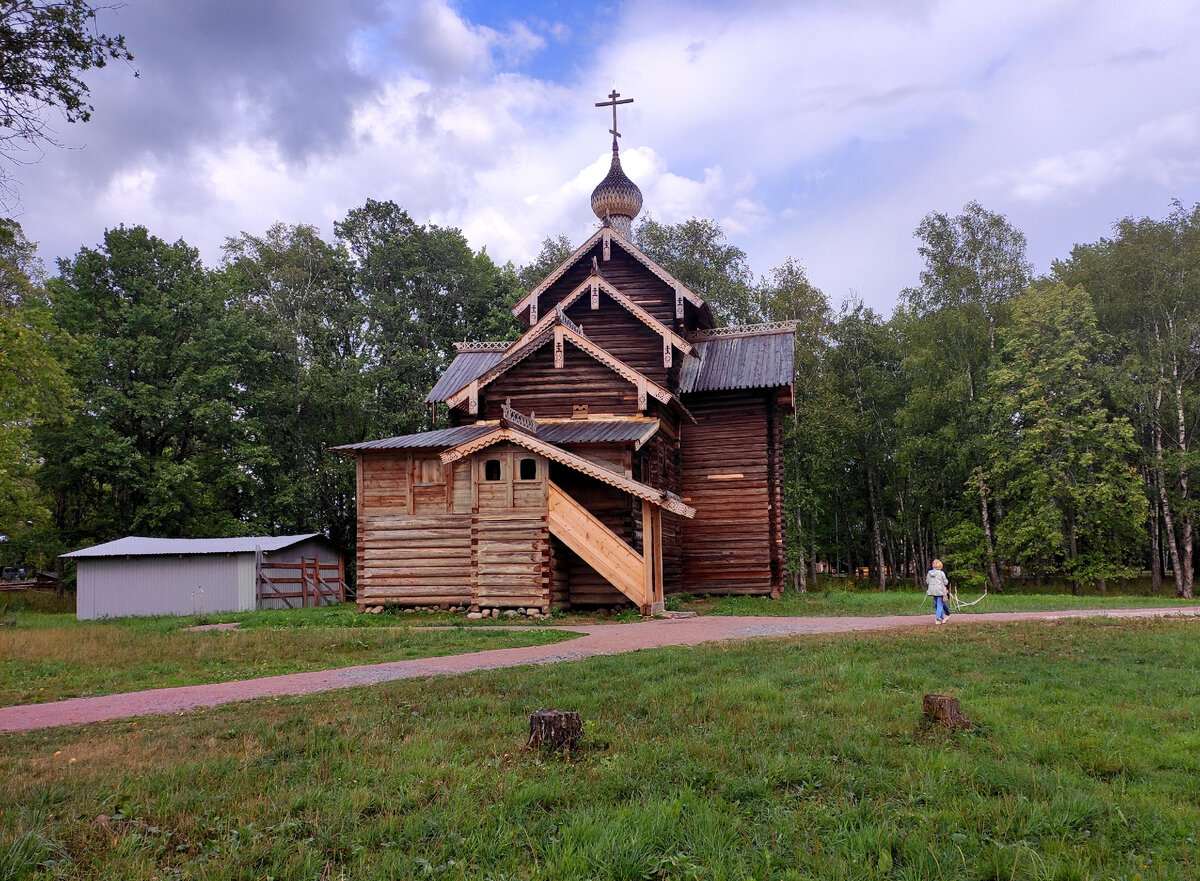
[36,226,265,546]
[335,199,520,438]
[1054,201,1200,597]
[984,282,1146,580]
[634,215,763,324]
[0,220,71,556]
[0,0,134,205]
[517,234,574,292]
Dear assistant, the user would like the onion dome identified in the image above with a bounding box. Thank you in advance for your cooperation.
[590,141,642,239]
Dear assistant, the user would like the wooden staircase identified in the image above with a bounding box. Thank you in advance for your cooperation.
[547,481,663,614]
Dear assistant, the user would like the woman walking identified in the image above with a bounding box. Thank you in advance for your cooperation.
[926,559,950,624]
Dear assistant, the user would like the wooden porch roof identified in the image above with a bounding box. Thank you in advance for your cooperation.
[330,418,662,453]
[438,427,696,518]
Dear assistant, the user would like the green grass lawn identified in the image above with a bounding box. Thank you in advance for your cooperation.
[675,584,1200,618]
[0,611,577,705]
[2,617,1198,879]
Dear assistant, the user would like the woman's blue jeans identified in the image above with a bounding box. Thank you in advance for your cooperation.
[934,596,947,621]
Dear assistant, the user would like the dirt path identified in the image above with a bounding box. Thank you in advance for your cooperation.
[3,607,1197,734]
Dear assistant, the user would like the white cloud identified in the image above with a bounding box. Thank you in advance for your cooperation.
[13,0,1200,314]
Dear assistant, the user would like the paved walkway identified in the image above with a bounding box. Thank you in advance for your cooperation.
[3,607,1197,734]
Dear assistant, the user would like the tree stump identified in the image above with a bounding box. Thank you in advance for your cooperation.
[923,694,975,730]
[527,709,582,751]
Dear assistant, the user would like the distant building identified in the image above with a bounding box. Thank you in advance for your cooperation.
[63,534,345,620]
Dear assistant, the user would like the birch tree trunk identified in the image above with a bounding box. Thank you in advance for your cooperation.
[1172,359,1193,598]
[977,471,1004,593]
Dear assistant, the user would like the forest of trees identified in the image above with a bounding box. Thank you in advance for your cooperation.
[1,198,1198,597]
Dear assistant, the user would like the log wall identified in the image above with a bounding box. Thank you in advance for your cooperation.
[564,296,671,387]
[679,391,780,595]
[635,427,684,593]
[356,447,553,611]
[483,344,638,419]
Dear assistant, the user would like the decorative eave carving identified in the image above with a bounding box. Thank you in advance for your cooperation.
[689,320,799,341]
[438,427,696,518]
[454,340,511,352]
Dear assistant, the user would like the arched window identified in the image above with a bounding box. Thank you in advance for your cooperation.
[484,459,501,481]
[519,458,537,480]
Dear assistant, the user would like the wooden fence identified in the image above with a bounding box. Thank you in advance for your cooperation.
[256,552,346,609]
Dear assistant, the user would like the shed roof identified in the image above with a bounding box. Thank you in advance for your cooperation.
[63,534,328,559]
[679,327,795,394]
[331,419,661,453]
[426,351,505,403]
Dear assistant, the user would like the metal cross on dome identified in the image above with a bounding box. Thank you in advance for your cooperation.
[595,89,633,141]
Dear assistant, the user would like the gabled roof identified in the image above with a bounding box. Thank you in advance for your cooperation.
[331,419,662,453]
[63,534,327,559]
[512,226,710,322]
[443,311,677,412]
[507,273,694,358]
[679,323,796,394]
[438,427,696,518]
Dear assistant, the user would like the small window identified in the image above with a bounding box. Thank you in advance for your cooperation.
[484,459,501,481]
[519,458,537,480]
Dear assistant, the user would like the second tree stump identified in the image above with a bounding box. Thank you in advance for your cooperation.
[527,709,583,751]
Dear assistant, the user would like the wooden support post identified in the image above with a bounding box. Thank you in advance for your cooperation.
[652,505,664,610]
[337,555,346,603]
[641,499,654,615]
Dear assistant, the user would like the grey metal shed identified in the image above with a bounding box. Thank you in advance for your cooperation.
[63,534,345,620]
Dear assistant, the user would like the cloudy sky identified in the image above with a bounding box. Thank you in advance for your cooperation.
[8,0,1200,314]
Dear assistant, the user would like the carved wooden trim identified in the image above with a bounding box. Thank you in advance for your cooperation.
[602,228,612,261]
[590,277,599,310]
[690,321,799,340]
[553,325,564,368]
[454,340,511,352]
[500,399,538,436]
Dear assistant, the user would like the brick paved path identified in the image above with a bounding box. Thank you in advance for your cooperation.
[2,607,1197,733]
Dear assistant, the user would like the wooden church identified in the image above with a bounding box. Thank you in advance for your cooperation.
[335,94,795,615]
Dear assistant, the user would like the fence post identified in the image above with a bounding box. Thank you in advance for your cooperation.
[255,545,263,609]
